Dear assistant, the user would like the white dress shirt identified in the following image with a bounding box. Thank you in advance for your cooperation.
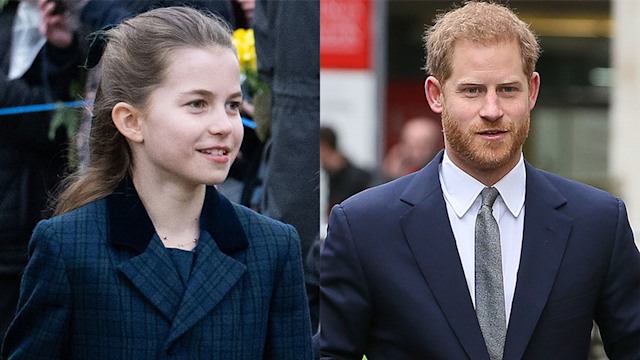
[438,150,526,324]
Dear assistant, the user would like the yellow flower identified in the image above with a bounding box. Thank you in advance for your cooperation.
[232,28,257,72]
[231,28,267,96]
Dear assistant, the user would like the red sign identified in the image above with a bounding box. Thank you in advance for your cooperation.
[320,0,372,69]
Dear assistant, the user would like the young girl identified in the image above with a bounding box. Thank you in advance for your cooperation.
[1,6,313,359]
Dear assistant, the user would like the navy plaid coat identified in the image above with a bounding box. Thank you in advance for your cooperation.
[1,180,313,359]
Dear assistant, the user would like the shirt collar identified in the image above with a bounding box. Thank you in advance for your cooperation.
[439,150,526,218]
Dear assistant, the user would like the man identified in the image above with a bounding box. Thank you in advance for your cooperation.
[320,125,372,217]
[381,116,443,181]
[320,2,640,359]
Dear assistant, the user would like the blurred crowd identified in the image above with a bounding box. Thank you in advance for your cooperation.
[321,117,444,218]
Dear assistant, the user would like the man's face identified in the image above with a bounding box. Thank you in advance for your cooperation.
[426,39,539,183]
[400,120,441,169]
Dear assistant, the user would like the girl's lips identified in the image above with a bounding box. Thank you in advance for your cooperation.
[197,148,228,156]
[197,147,232,163]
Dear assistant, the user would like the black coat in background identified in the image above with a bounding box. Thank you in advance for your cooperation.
[254,0,321,331]
[80,0,236,32]
[0,0,81,339]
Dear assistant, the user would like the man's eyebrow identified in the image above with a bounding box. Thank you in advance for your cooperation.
[499,80,524,86]
[454,79,524,87]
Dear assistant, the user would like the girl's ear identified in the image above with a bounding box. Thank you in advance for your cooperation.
[112,102,144,143]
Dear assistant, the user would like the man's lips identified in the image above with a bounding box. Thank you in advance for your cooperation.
[477,129,508,140]
[477,129,507,135]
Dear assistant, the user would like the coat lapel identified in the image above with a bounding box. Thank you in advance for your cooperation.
[399,152,489,360]
[117,236,184,321]
[106,177,250,341]
[165,188,249,344]
[165,231,246,345]
[503,164,572,359]
[107,179,184,321]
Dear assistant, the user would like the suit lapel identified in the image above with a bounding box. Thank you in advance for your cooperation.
[503,164,572,359]
[399,152,489,360]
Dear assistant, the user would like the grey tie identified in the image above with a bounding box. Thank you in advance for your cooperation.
[475,187,506,360]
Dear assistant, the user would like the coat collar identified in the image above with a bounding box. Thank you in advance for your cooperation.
[106,177,249,255]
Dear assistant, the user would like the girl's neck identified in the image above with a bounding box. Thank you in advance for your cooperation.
[132,172,206,250]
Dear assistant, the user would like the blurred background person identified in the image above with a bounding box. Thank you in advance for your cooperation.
[232,0,254,28]
[381,116,443,181]
[79,0,236,31]
[0,0,82,339]
[320,125,372,217]
[254,0,320,329]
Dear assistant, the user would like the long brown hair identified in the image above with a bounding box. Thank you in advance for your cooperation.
[53,6,234,215]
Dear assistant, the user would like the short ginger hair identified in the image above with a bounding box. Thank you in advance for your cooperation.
[423,1,541,82]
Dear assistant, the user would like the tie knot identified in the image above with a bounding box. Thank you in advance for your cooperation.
[480,187,499,208]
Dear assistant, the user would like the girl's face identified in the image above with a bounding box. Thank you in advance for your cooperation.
[134,46,244,188]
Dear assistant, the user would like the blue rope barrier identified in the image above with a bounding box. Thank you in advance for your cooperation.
[0,100,91,116]
[241,116,256,129]
[0,101,257,129]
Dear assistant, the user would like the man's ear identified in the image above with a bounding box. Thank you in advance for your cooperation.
[112,102,144,143]
[425,76,444,114]
[528,71,541,111]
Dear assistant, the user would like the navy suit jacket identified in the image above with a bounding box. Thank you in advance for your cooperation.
[2,181,313,359]
[320,151,640,359]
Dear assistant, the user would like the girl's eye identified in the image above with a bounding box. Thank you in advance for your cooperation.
[227,101,241,112]
[188,100,206,109]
